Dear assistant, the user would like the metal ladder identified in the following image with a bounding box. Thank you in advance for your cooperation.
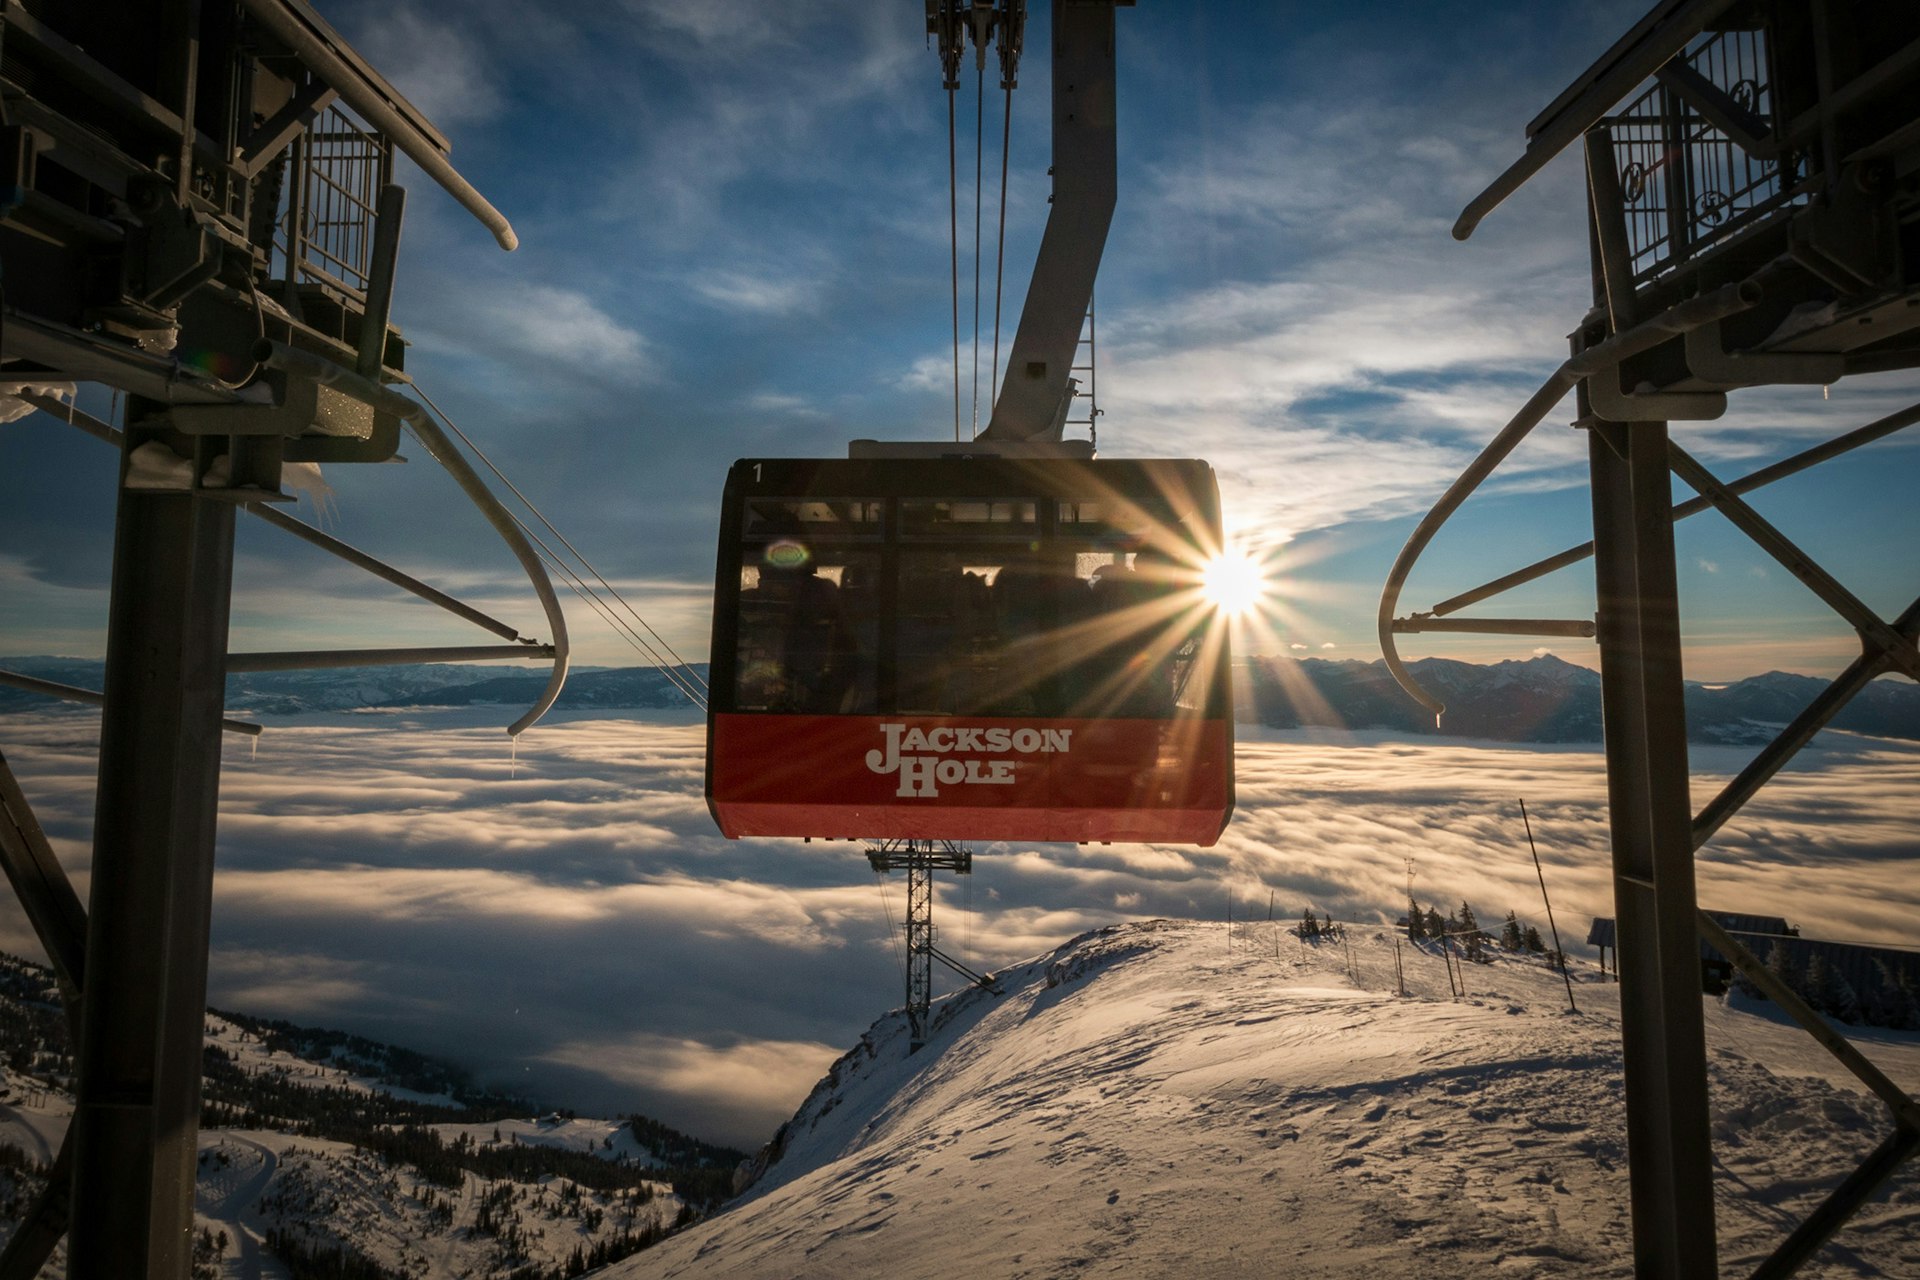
[1064,293,1102,447]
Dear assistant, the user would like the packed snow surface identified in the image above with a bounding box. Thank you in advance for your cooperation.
[625,920,1920,1279]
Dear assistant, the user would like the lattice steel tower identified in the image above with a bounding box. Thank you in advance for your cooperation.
[866,838,996,1050]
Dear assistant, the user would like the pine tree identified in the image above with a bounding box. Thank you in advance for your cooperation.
[1804,952,1833,1012]
[1865,960,1915,1029]
[1424,906,1446,940]
[1407,896,1424,940]
[1300,907,1320,940]
[1895,966,1920,1031]
[1804,953,1861,1023]
[1763,940,1800,1003]
[1523,925,1544,954]
[1828,967,1862,1024]
[1501,911,1523,952]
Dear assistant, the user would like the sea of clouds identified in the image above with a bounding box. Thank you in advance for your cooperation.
[3,707,1915,1149]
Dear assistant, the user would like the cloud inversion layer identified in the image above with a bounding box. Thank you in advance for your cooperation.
[3,707,1914,1148]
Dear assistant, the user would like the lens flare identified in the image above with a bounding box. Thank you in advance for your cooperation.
[1201,548,1266,617]
[764,539,810,570]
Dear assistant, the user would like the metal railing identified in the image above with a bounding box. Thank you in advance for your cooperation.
[1607,25,1804,284]
[275,103,394,304]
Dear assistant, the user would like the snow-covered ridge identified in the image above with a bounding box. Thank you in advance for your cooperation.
[629,919,1920,1279]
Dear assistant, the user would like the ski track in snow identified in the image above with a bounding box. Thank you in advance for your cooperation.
[625,921,1920,1279]
[195,1132,293,1280]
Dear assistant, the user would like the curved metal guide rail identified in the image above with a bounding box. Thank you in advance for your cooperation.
[256,342,570,735]
[1377,280,1761,723]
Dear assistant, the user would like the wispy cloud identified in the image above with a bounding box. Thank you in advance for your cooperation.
[345,3,506,128]
[543,1031,841,1143]
[407,282,651,377]
[897,353,954,394]
[691,269,817,316]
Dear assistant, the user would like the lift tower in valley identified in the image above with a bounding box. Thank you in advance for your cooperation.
[1382,2,1920,1276]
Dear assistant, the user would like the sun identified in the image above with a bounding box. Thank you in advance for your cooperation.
[1201,547,1267,617]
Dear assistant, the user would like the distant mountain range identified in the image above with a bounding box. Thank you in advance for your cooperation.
[0,657,708,717]
[4,653,1917,746]
[1243,653,1920,745]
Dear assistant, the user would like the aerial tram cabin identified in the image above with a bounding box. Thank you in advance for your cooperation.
[705,454,1235,845]
[706,2,1235,845]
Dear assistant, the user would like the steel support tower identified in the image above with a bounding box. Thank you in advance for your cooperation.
[0,5,555,1275]
[1383,3,1920,1276]
[866,838,993,1050]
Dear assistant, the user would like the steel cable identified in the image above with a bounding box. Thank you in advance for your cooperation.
[948,81,962,442]
[521,529,707,711]
[971,61,984,438]
[411,382,708,698]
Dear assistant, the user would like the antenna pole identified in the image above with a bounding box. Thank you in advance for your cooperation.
[1521,799,1578,1013]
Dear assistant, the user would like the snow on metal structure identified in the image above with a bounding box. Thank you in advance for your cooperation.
[0,2,565,1274]
[1381,1,1920,1275]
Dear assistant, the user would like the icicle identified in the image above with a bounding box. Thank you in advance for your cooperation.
[250,736,258,763]
[510,732,518,780]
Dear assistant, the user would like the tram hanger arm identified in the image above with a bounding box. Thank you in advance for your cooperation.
[978,0,1123,444]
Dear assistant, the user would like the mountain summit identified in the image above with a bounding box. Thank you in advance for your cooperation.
[622,920,1920,1279]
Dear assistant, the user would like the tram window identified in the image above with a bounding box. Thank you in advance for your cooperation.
[899,499,1039,540]
[743,498,883,537]
[886,502,1204,718]
[726,480,1217,720]
[1059,499,1150,540]
[735,530,879,714]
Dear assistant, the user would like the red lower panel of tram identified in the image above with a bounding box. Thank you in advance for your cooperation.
[707,714,1233,845]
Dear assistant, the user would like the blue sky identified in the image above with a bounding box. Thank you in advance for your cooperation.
[3,0,1917,681]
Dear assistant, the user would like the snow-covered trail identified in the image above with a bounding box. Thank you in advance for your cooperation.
[196,1132,292,1280]
[0,1101,55,1167]
[420,1167,477,1280]
[625,921,1920,1279]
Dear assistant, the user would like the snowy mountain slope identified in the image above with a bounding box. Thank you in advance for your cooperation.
[2,1071,688,1280]
[623,921,1920,1279]
[193,1129,679,1280]
[0,954,740,1278]
[205,1013,468,1109]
